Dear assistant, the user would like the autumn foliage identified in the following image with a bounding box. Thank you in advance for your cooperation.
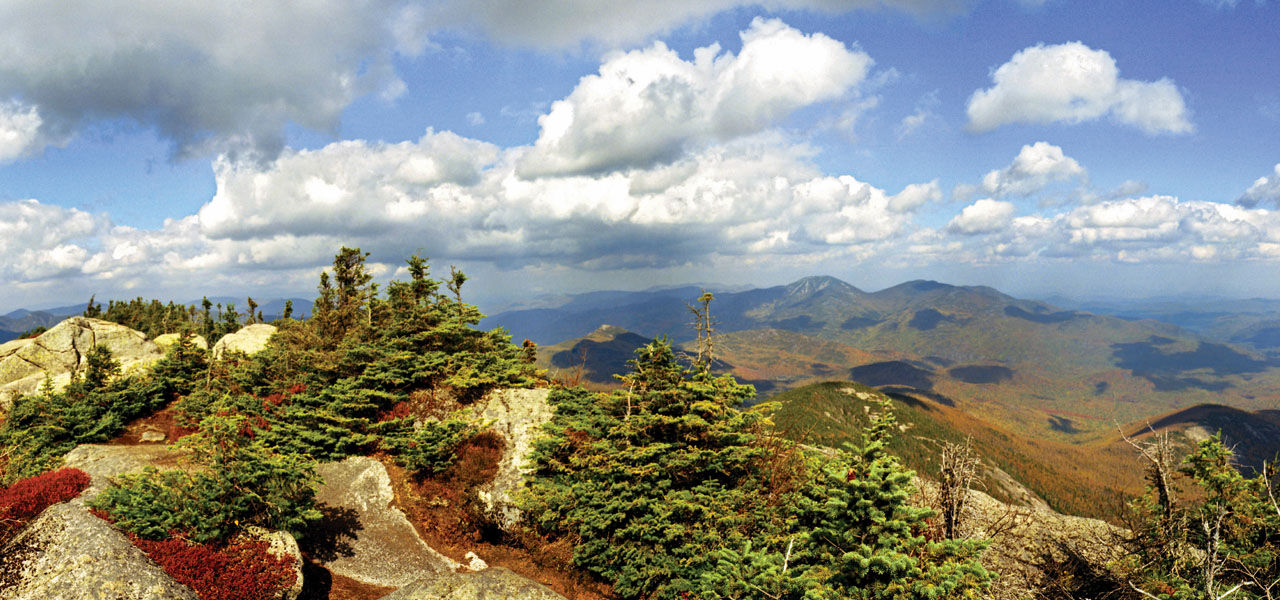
[0,467,90,539]
[128,534,296,600]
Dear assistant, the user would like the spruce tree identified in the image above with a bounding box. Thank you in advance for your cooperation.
[802,399,992,600]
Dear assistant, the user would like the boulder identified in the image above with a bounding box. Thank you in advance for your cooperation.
[0,317,164,412]
[378,567,567,600]
[153,333,208,351]
[212,324,277,359]
[313,457,460,588]
[0,499,198,600]
[245,527,305,600]
[473,388,554,531]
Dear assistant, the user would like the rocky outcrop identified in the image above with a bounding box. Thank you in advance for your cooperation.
[0,501,200,600]
[472,388,554,531]
[0,317,165,414]
[61,444,188,496]
[313,457,460,588]
[212,324,277,359]
[0,445,305,600]
[153,333,208,351]
[380,567,566,600]
[922,482,1125,600]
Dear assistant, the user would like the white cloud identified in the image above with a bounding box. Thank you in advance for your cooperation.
[0,199,103,282]
[0,122,951,297]
[0,0,409,159]
[517,18,872,177]
[889,180,942,213]
[966,42,1192,135]
[896,108,933,139]
[466,112,486,126]
[0,100,43,162]
[427,0,968,49]
[948,199,1016,234]
[951,195,1280,264]
[980,141,1087,197]
[1238,163,1280,207]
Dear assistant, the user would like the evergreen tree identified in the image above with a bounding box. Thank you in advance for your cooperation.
[524,338,803,599]
[84,295,102,318]
[801,400,992,599]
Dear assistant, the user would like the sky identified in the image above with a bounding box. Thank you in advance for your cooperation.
[1,0,1279,312]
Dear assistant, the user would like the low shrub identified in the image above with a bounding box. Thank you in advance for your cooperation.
[0,467,91,539]
[89,414,322,544]
[386,414,481,476]
[129,533,296,600]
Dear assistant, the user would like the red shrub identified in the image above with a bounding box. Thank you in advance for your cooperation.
[130,535,296,600]
[0,468,91,535]
[378,400,413,422]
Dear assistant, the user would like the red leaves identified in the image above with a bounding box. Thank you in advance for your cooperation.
[127,534,296,600]
[378,400,413,423]
[0,468,91,537]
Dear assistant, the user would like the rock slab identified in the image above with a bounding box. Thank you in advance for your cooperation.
[0,317,164,414]
[473,388,554,531]
[314,457,459,588]
[379,567,566,600]
[0,500,199,600]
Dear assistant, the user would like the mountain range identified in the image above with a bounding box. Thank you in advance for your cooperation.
[489,276,1280,444]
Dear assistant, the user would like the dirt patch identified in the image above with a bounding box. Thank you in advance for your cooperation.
[108,402,196,446]
[382,445,614,600]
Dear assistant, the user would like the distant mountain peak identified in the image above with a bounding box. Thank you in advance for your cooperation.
[785,275,858,297]
[586,324,633,341]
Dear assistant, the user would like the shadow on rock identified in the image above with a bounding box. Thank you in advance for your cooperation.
[299,504,363,562]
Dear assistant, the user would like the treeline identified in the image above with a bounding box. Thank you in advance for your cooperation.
[83,295,288,343]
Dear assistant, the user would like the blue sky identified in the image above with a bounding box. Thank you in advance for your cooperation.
[1,0,1278,311]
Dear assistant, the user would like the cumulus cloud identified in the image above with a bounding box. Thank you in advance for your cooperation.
[193,128,932,271]
[966,42,1193,135]
[3,124,949,297]
[0,101,43,162]
[948,199,1016,234]
[1238,163,1280,207]
[0,199,103,281]
[517,18,871,177]
[0,0,410,159]
[980,142,1087,197]
[948,195,1280,264]
[427,0,969,49]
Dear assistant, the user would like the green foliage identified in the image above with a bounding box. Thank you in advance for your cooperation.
[0,346,179,484]
[386,414,480,476]
[523,339,774,599]
[16,325,46,339]
[91,296,200,338]
[523,340,992,600]
[1128,434,1280,600]
[171,249,536,467]
[91,413,322,543]
[800,401,991,600]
